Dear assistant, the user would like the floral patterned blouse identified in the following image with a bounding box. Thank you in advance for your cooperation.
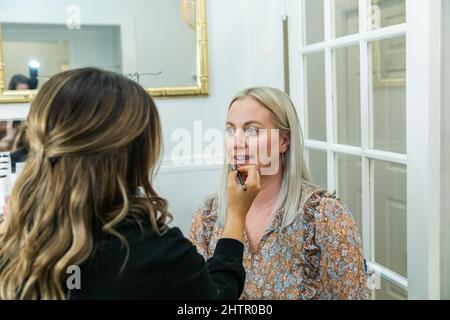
[189,184,369,300]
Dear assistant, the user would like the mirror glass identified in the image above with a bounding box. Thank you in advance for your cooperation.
[2,23,123,90]
[0,0,206,100]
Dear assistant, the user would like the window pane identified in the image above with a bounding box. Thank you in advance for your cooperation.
[307,149,327,189]
[374,277,408,300]
[370,0,405,30]
[372,160,406,277]
[305,52,326,141]
[304,0,324,45]
[334,45,361,146]
[369,36,406,154]
[335,154,362,236]
[333,0,359,38]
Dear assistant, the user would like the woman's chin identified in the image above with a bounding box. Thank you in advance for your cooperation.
[235,163,247,168]
[234,161,258,168]
[234,162,263,172]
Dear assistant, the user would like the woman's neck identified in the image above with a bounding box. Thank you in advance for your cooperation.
[250,167,283,212]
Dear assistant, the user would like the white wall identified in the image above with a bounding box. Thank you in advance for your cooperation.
[0,0,285,235]
[441,0,450,300]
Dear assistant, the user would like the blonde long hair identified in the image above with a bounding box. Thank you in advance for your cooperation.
[218,87,317,229]
[0,68,172,299]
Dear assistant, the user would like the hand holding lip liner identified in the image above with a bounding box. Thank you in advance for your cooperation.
[232,164,248,191]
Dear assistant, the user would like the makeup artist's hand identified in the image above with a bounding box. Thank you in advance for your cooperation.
[222,165,260,242]
[227,165,260,216]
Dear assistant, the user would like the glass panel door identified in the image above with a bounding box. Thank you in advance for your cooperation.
[300,0,408,299]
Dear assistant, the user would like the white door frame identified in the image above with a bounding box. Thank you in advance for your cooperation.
[405,0,441,300]
[287,0,441,299]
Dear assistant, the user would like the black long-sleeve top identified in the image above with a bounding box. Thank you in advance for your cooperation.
[69,219,245,300]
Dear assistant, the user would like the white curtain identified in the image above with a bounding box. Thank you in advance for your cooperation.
[441,0,450,300]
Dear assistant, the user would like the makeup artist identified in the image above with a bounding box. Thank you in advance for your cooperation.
[0,68,261,300]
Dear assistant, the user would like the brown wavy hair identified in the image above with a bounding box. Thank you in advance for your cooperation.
[0,68,172,299]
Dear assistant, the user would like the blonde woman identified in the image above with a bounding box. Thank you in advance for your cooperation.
[190,87,368,300]
[0,68,261,300]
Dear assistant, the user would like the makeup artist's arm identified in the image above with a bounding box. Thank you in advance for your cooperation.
[163,166,260,300]
[222,165,260,242]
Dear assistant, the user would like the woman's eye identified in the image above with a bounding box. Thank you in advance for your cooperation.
[245,127,259,136]
[225,127,235,136]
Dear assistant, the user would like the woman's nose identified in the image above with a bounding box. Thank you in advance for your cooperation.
[233,129,247,148]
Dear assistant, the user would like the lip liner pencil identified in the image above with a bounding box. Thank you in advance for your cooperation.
[233,164,247,191]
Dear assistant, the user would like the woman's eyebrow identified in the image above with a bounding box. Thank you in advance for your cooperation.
[226,121,264,126]
[243,121,264,126]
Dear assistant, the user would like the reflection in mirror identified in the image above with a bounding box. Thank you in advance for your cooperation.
[0,120,27,220]
[0,120,27,174]
[2,23,122,91]
[0,0,207,100]
[134,0,198,88]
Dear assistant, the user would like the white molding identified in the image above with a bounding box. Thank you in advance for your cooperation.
[298,23,406,54]
[360,0,372,263]
[0,103,29,119]
[367,261,408,290]
[298,42,324,55]
[406,0,441,300]
[287,0,304,133]
[304,139,328,150]
[360,23,406,42]
[363,149,407,165]
[328,33,361,49]
[324,0,334,192]
[305,140,408,165]
[329,143,361,157]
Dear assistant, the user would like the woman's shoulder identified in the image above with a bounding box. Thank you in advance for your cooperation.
[300,180,352,221]
[300,183,361,246]
[299,183,367,299]
[304,189,354,223]
[192,193,220,225]
[189,193,221,252]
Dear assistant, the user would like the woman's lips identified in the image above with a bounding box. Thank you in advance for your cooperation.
[233,155,254,165]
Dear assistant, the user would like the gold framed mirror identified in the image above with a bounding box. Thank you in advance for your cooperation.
[0,0,208,103]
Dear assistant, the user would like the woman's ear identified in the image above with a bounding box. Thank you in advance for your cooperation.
[280,132,290,153]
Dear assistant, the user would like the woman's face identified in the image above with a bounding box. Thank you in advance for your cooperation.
[16,83,29,90]
[225,97,289,174]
